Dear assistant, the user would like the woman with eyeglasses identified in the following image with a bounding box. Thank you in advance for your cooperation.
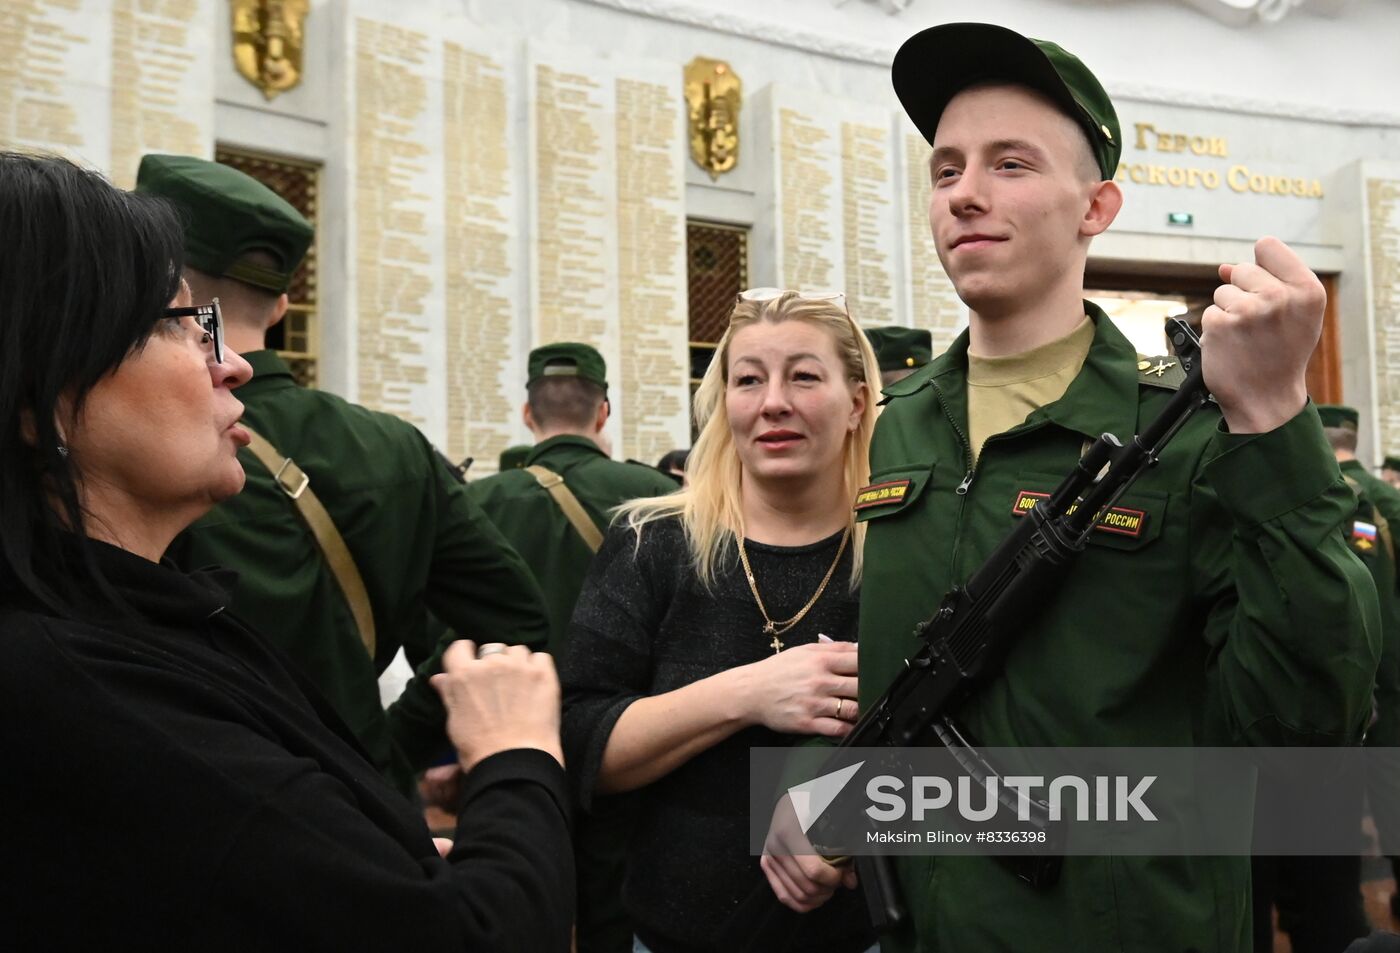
[561,290,882,953]
[0,153,572,950]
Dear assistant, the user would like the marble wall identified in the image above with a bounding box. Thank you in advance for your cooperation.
[7,0,1400,463]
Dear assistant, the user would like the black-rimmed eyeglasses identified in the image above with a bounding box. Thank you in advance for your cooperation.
[163,298,224,364]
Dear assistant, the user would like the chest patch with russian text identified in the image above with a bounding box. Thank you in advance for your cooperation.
[855,480,912,511]
[1012,489,1148,538]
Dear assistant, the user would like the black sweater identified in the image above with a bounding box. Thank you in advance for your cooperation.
[0,540,572,951]
[561,517,874,953]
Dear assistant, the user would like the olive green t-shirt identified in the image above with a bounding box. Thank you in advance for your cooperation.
[966,315,1096,462]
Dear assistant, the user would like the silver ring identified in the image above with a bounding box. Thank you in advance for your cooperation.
[477,643,509,658]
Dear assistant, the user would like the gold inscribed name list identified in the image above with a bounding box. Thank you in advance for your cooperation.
[616,75,684,463]
[354,18,432,426]
[0,0,87,151]
[841,121,893,325]
[443,40,514,463]
[903,133,963,348]
[535,64,609,346]
[778,107,836,290]
[110,0,203,188]
[1370,178,1400,453]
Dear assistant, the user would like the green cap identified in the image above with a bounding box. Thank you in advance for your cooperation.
[892,23,1121,180]
[1317,405,1360,432]
[499,444,532,471]
[864,326,932,373]
[1383,456,1400,472]
[527,342,608,391]
[135,154,312,293]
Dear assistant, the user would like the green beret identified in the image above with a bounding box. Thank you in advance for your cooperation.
[864,326,932,373]
[498,444,532,471]
[893,23,1121,180]
[528,342,608,391]
[135,154,312,293]
[1317,405,1360,431]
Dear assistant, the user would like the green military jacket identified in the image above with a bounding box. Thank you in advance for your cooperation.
[858,306,1379,953]
[466,434,676,652]
[174,351,550,789]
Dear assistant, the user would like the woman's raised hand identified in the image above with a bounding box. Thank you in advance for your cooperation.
[739,640,859,737]
[431,640,564,773]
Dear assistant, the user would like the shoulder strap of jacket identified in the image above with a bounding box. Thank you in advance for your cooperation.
[241,428,377,658]
[525,465,604,554]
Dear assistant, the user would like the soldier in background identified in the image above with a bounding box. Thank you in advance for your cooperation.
[1383,455,1400,491]
[1252,405,1399,952]
[143,154,551,795]
[466,342,676,953]
[1320,405,1400,926]
[863,325,932,389]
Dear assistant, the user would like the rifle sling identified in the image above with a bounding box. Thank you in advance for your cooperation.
[242,428,377,659]
[525,465,604,553]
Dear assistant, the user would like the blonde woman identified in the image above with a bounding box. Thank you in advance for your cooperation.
[561,291,881,953]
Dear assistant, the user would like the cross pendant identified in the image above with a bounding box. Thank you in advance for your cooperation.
[770,633,784,654]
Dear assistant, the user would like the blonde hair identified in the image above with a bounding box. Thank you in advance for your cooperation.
[618,293,881,589]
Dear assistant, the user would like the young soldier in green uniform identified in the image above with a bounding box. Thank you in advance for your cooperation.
[466,342,675,953]
[864,325,933,389]
[141,155,551,795]
[467,343,677,651]
[763,24,1379,952]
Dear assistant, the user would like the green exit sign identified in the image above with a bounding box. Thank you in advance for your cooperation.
[1167,212,1194,226]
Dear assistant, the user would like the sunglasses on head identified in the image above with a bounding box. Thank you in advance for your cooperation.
[737,287,847,310]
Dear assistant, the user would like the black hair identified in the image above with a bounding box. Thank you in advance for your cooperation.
[656,449,689,474]
[0,152,184,614]
[526,376,606,432]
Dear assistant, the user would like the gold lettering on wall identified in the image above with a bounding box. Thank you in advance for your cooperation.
[353,17,433,426]
[840,120,894,325]
[443,40,515,463]
[778,106,837,289]
[1115,161,1323,199]
[1368,178,1400,454]
[1133,122,1229,157]
[617,75,687,464]
[110,0,207,187]
[1123,119,1321,199]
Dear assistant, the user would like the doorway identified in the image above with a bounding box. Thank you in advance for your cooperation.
[1085,262,1341,403]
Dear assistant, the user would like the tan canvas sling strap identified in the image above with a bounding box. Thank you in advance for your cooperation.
[525,465,604,553]
[241,428,378,658]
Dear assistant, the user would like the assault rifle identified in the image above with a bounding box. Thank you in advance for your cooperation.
[719,319,1212,952]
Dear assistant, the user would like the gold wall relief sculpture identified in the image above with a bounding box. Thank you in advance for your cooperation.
[232,0,310,100]
[684,57,741,180]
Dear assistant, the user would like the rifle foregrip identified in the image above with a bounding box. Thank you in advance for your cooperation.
[856,854,907,933]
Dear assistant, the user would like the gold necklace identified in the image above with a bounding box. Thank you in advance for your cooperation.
[737,526,851,654]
